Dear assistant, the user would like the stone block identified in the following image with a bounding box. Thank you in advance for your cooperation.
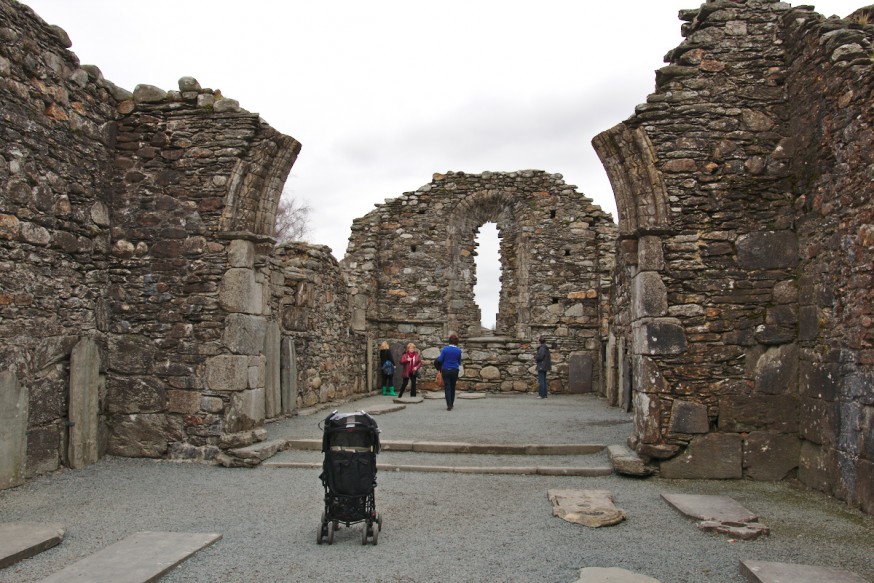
[736,230,798,269]
[607,444,652,476]
[718,394,798,433]
[26,424,61,477]
[109,334,157,374]
[225,388,265,433]
[573,567,661,583]
[632,271,667,319]
[754,344,798,395]
[219,268,263,314]
[167,390,200,414]
[669,400,709,433]
[547,489,626,528]
[222,314,266,355]
[800,360,841,401]
[105,376,166,414]
[0,371,28,490]
[248,355,266,389]
[568,352,593,393]
[853,458,874,514]
[264,322,281,418]
[280,337,297,415]
[798,440,835,493]
[632,318,686,356]
[743,432,800,481]
[205,355,249,391]
[798,305,819,341]
[0,522,65,570]
[633,391,663,444]
[660,433,743,479]
[637,235,664,271]
[799,397,838,446]
[281,306,307,331]
[228,239,254,268]
[107,413,184,458]
[69,338,101,469]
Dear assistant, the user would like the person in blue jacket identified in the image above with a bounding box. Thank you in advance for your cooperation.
[435,333,462,411]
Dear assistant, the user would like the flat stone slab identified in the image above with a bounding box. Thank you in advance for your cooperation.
[573,567,662,583]
[38,531,222,583]
[229,438,287,461]
[392,396,424,404]
[661,493,758,523]
[739,560,869,583]
[0,522,65,569]
[457,392,486,399]
[548,489,626,528]
[362,403,406,415]
[423,391,443,399]
[662,493,768,540]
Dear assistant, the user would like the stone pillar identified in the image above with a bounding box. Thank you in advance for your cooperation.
[69,338,101,470]
[280,337,297,415]
[264,322,281,418]
[0,371,28,489]
[605,332,618,406]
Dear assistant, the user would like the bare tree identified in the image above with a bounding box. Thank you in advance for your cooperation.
[274,192,311,242]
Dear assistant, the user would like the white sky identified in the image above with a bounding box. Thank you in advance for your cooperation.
[21,0,863,328]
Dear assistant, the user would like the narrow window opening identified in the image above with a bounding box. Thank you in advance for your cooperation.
[474,222,501,333]
[564,249,570,256]
[550,209,556,219]
[552,297,560,304]
[411,245,417,253]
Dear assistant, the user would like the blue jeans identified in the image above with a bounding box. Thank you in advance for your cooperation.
[538,370,548,398]
[442,368,459,408]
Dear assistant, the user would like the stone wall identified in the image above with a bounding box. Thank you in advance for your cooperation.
[1,0,116,483]
[343,171,616,394]
[593,0,873,512]
[0,0,370,483]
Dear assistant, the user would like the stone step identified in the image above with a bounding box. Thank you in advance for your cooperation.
[739,560,869,583]
[0,522,65,569]
[286,438,605,455]
[37,531,221,583]
[265,448,613,476]
[607,444,653,476]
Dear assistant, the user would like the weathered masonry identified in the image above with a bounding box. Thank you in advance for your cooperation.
[593,0,874,513]
[0,0,366,486]
[343,171,616,394]
[1,0,873,518]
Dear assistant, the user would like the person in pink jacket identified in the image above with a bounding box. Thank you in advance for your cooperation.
[398,342,422,398]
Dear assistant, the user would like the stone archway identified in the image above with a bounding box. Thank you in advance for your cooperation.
[344,170,617,394]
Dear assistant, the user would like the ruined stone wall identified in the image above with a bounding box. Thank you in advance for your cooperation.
[270,242,367,409]
[781,7,874,512]
[105,80,300,462]
[0,0,117,483]
[594,0,873,513]
[344,171,616,393]
[0,0,348,483]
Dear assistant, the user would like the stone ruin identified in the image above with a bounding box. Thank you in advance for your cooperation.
[0,0,872,516]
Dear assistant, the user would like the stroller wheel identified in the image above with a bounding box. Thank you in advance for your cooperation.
[326,520,335,545]
[317,513,326,545]
[361,521,370,545]
[371,520,379,545]
[376,513,383,531]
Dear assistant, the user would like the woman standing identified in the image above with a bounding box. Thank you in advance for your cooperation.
[435,334,462,411]
[398,342,422,398]
[378,341,396,396]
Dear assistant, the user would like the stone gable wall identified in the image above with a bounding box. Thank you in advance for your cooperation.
[343,170,617,393]
[594,0,873,513]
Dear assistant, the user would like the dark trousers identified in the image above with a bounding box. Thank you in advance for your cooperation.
[442,368,459,408]
[398,375,417,397]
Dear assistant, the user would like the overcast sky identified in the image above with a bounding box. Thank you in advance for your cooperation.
[22,0,863,328]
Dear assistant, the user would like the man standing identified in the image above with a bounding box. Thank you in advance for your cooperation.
[535,336,551,399]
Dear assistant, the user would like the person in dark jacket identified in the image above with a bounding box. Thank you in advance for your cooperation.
[435,333,462,410]
[379,340,396,396]
[535,336,552,399]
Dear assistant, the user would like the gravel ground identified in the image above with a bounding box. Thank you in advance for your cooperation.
[1,394,872,583]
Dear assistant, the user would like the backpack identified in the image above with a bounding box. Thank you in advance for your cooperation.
[381,359,394,376]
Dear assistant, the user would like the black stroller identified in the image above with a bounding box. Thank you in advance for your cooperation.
[317,410,383,545]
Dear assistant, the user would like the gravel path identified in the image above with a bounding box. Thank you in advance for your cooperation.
[1,394,872,583]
